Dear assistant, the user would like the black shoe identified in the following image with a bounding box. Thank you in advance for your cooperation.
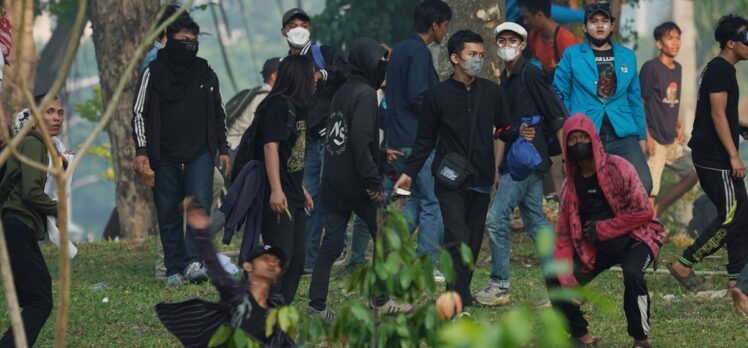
[632,340,652,348]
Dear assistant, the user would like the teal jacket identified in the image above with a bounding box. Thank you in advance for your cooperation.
[553,41,646,140]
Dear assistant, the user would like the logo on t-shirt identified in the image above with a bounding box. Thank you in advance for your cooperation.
[287,112,306,173]
[325,111,348,156]
[662,82,680,108]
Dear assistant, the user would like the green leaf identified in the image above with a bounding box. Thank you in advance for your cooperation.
[232,328,248,348]
[439,249,456,284]
[208,324,232,347]
[385,252,401,274]
[384,227,402,250]
[350,304,371,324]
[458,243,474,270]
[539,308,571,348]
[265,308,279,339]
[535,226,556,259]
[400,266,413,289]
[501,308,533,346]
[278,306,290,333]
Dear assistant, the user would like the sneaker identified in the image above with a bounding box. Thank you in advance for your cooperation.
[307,306,336,324]
[336,263,361,279]
[154,251,167,279]
[165,274,183,287]
[376,298,413,315]
[333,250,348,267]
[184,262,208,284]
[303,267,313,275]
[433,270,446,283]
[632,339,652,348]
[473,283,510,306]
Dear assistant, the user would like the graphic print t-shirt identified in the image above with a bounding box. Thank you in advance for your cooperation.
[260,96,307,208]
[640,58,682,144]
[594,49,617,99]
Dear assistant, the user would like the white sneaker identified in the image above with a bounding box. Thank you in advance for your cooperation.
[433,270,446,283]
[333,250,348,267]
[184,262,208,284]
[473,283,510,306]
[376,298,413,315]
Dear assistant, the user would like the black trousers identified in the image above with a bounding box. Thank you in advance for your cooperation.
[261,205,306,304]
[0,219,53,348]
[549,241,652,341]
[434,184,490,307]
[681,166,748,278]
[308,203,378,310]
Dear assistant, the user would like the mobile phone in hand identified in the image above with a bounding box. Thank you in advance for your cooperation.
[392,188,412,200]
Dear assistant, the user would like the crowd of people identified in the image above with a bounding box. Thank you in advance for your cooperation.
[1,1,748,347]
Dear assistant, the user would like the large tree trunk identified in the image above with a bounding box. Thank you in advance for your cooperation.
[88,0,160,240]
[1,0,37,113]
[431,0,506,81]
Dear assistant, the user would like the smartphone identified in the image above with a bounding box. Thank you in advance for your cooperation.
[392,188,412,200]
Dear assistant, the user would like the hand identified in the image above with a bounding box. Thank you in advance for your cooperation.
[730,155,746,178]
[519,123,535,141]
[132,155,149,175]
[645,137,656,157]
[385,149,405,164]
[367,189,385,203]
[269,189,288,214]
[492,170,500,195]
[583,220,599,242]
[218,155,231,177]
[676,119,685,144]
[303,186,314,211]
[392,174,413,195]
[314,70,323,81]
[185,204,210,231]
[639,140,648,156]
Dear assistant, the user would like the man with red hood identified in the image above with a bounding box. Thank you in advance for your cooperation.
[549,114,666,348]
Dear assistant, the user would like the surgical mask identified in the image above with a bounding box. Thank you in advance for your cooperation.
[286,27,310,48]
[165,39,198,64]
[568,142,593,161]
[497,46,521,62]
[461,56,484,77]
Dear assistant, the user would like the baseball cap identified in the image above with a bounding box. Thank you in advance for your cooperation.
[282,8,310,27]
[242,245,288,269]
[585,2,614,22]
[494,22,528,41]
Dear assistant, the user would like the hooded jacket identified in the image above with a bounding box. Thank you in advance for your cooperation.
[321,38,387,212]
[555,114,666,286]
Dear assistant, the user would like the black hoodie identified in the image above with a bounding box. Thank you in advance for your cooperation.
[321,38,387,212]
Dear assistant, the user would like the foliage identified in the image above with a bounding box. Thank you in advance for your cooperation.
[75,86,105,123]
[312,0,421,53]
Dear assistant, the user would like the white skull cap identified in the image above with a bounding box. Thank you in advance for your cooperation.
[494,22,528,41]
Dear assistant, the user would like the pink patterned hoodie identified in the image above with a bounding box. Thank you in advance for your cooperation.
[554,114,667,286]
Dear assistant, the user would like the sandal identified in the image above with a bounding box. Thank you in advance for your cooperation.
[666,262,712,292]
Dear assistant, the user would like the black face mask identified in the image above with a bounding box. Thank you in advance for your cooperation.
[585,32,613,48]
[165,39,199,64]
[568,142,593,161]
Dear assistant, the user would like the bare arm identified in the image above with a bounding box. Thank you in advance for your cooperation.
[263,142,288,213]
[709,92,745,177]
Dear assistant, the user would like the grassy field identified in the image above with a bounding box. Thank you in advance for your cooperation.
[0,231,746,347]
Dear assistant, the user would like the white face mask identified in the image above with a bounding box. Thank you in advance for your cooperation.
[497,46,521,62]
[286,27,310,48]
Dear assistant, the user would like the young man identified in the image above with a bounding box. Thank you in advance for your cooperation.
[0,95,64,347]
[668,15,748,294]
[393,30,529,308]
[141,5,180,73]
[640,22,698,217]
[227,57,281,151]
[156,202,293,347]
[307,38,410,320]
[519,0,579,78]
[384,0,452,279]
[473,22,566,306]
[132,14,231,287]
[279,8,347,274]
[550,115,665,348]
[553,2,652,194]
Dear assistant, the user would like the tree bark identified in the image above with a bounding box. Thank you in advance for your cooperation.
[88,0,160,240]
[431,0,506,81]
[1,0,37,113]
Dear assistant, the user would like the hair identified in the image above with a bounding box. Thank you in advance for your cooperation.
[715,14,748,49]
[447,30,484,58]
[166,11,200,39]
[261,55,315,112]
[518,0,551,18]
[261,58,281,83]
[414,0,452,34]
[653,21,681,41]
[158,5,181,40]
[33,93,60,106]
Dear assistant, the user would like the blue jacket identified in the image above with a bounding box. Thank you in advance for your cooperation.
[384,34,439,148]
[553,41,646,140]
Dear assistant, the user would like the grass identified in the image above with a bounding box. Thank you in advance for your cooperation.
[1,230,747,347]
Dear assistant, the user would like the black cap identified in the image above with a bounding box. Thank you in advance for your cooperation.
[584,2,614,22]
[261,57,281,79]
[242,245,288,269]
[282,8,310,27]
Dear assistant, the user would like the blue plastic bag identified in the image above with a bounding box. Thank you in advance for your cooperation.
[507,116,543,181]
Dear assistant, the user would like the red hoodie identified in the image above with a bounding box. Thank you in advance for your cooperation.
[554,114,667,287]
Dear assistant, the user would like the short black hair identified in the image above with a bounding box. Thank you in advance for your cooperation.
[518,0,551,18]
[447,30,484,58]
[414,0,452,34]
[158,5,181,40]
[715,14,748,49]
[653,22,681,41]
[166,11,200,39]
[33,93,59,106]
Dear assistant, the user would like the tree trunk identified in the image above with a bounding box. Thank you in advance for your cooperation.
[88,0,160,240]
[431,0,506,81]
[34,11,87,95]
[1,0,37,113]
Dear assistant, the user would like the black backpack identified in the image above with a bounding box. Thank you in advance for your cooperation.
[224,86,270,130]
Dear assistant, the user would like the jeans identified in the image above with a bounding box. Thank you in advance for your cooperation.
[391,148,443,261]
[303,137,325,270]
[600,134,653,195]
[153,151,214,276]
[0,219,53,348]
[487,173,553,288]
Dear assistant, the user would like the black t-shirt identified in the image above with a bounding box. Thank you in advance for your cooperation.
[640,58,682,144]
[238,294,269,345]
[259,96,306,208]
[689,57,740,170]
[159,82,209,162]
[574,173,614,224]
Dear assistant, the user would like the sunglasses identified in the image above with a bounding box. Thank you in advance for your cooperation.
[737,31,748,45]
